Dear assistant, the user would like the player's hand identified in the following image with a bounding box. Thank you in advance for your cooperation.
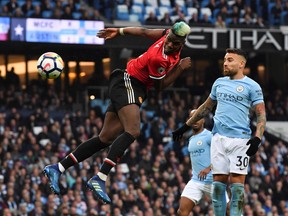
[172,123,190,141]
[179,57,192,71]
[246,137,261,156]
[97,28,118,40]
[198,167,211,181]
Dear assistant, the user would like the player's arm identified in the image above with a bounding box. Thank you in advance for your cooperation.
[253,102,266,139]
[172,97,216,141]
[97,27,165,41]
[186,97,216,126]
[246,102,266,156]
[154,57,192,92]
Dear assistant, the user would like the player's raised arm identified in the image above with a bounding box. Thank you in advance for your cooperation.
[97,27,166,41]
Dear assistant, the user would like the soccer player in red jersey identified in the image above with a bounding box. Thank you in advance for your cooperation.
[43,21,192,204]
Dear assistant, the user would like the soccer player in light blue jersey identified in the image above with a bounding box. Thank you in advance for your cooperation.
[177,110,230,216]
[173,48,266,216]
[177,110,213,216]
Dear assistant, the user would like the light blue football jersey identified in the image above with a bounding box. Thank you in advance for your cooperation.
[188,128,213,184]
[210,76,264,138]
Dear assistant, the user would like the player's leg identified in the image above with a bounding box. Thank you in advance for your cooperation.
[87,104,140,204]
[229,175,245,216]
[44,107,123,195]
[177,197,195,216]
[177,180,204,216]
[228,137,249,216]
[99,103,140,176]
[212,175,229,216]
[211,134,230,216]
[87,70,146,204]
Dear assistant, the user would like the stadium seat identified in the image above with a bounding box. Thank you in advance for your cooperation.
[116,4,129,21]
[159,0,171,8]
[145,6,158,16]
[201,0,210,7]
[186,7,198,17]
[129,14,140,22]
[133,0,144,6]
[72,12,82,19]
[200,7,212,19]
[146,0,158,7]
[42,10,53,18]
[175,0,187,15]
[131,5,144,23]
[158,6,170,18]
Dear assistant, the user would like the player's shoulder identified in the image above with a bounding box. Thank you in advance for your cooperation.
[201,128,212,136]
[213,76,229,84]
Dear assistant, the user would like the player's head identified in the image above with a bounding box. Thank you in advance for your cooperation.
[189,109,205,132]
[164,21,190,55]
[223,48,247,78]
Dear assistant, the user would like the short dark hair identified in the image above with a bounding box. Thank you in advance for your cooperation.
[226,48,248,61]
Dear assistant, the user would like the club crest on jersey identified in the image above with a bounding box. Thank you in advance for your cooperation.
[197,140,202,145]
[236,85,244,92]
[157,67,165,74]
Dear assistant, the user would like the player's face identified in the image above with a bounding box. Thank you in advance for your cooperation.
[223,53,245,77]
[164,33,185,55]
[191,118,204,132]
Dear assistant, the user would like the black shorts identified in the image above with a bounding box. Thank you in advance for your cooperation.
[107,69,147,112]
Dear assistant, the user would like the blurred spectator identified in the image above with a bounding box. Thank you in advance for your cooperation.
[240,14,254,28]
[215,15,226,28]
[5,0,19,14]
[232,0,245,11]
[254,17,267,28]
[41,0,54,11]
[13,7,24,18]
[145,11,159,25]
[91,9,105,21]
[271,0,283,25]
[171,3,184,16]
[61,5,73,19]
[30,5,43,18]
[159,12,173,26]
[228,16,240,28]
[206,0,217,14]
[188,13,200,26]
[174,12,186,23]
[51,8,62,19]
[21,0,33,17]
[0,5,11,17]
[200,14,213,27]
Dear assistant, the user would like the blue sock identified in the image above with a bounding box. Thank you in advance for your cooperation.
[230,183,244,216]
[212,181,227,216]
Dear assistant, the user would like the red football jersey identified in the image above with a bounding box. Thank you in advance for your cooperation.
[126,30,181,90]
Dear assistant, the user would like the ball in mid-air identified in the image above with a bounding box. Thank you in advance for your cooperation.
[37,52,64,79]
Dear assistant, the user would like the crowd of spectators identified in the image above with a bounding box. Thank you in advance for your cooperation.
[1,0,288,27]
[0,0,107,21]
[0,70,287,216]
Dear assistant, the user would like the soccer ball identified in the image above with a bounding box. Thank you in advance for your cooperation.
[37,52,64,79]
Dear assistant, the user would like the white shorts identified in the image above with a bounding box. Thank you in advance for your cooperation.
[181,180,212,204]
[211,133,250,175]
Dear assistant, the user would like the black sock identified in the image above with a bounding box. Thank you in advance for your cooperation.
[60,136,109,170]
[100,132,135,175]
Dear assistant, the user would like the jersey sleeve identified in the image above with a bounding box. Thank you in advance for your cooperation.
[250,82,264,106]
[209,79,219,100]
